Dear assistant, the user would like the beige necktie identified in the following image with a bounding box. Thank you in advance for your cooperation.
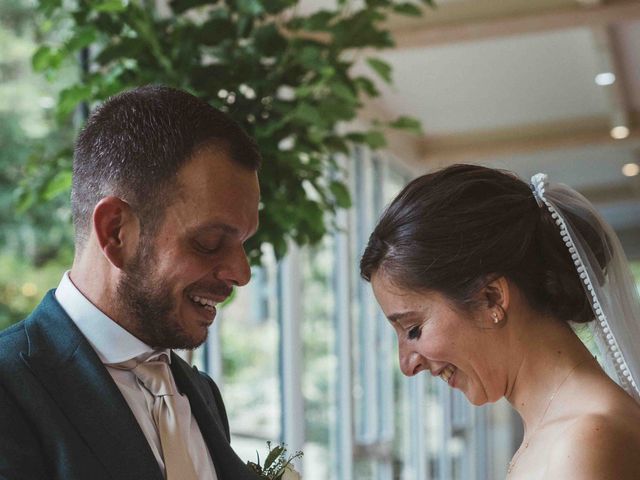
[131,357,199,480]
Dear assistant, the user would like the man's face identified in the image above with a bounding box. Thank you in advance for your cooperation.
[116,147,260,349]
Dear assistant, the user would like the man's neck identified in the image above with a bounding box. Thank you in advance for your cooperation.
[70,249,119,321]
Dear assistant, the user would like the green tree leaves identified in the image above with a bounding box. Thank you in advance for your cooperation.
[93,0,129,14]
[366,57,392,84]
[30,0,430,264]
[389,115,422,134]
[32,46,64,72]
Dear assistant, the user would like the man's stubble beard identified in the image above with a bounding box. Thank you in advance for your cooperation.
[115,238,207,350]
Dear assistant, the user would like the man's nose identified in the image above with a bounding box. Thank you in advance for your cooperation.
[217,244,252,287]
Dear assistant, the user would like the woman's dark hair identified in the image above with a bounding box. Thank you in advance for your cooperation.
[360,164,608,324]
[72,85,262,249]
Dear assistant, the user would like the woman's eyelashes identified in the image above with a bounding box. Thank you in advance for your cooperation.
[407,324,422,340]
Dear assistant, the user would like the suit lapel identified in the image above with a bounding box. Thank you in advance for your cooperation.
[171,355,260,480]
[21,292,163,480]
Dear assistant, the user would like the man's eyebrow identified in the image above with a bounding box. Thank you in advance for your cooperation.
[387,311,421,323]
[190,223,239,236]
[190,222,259,240]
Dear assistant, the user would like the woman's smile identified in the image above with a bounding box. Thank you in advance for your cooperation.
[439,364,458,386]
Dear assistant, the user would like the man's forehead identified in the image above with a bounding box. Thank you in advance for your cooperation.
[175,163,259,204]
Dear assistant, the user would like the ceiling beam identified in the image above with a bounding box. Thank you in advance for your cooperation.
[579,182,640,204]
[418,117,640,166]
[392,1,640,49]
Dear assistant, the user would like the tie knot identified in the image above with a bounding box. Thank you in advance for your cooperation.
[133,360,175,397]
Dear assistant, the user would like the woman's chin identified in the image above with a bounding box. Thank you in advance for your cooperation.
[462,386,490,406]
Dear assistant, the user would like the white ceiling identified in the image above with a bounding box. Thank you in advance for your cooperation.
[378,28,610,134]
[356,0,640,257]
[487,143,640,190]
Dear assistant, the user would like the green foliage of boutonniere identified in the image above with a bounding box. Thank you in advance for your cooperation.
[247,442,303,480]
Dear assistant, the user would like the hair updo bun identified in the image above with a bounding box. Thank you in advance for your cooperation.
[533,193,610,323]
[360,164,611,324]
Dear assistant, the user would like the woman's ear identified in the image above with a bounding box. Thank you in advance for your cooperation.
[484,276,510,311]
[92,196,138,269]
[482,276,510,326]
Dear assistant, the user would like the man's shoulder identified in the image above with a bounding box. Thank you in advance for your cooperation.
[0,318,26,338]
[0,318,31,390]
[0,293,51,353]
[0,319,28,359]
[0,293,60,374]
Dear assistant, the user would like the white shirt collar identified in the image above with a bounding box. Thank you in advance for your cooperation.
[55,272,169,364]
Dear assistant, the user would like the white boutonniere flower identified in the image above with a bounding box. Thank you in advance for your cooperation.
[281,463,301,480]
[247,442,303,480]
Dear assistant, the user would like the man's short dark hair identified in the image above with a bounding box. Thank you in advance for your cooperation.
[72,85,261,249]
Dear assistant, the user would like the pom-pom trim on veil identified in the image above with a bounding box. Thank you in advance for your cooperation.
[531,173,640,402]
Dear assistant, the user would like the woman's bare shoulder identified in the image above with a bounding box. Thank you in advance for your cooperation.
[546,410,640,479]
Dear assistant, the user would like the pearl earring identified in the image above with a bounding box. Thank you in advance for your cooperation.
[492,312,499,324]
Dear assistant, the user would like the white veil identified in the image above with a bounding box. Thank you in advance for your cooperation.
[531,173,640,403]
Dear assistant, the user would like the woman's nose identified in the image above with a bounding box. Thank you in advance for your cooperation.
[399,347,426,377]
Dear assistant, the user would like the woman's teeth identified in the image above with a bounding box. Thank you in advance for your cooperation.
[439,364,457,384]
[190,295,217,312]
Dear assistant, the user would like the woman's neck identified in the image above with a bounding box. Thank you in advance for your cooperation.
[505,314,596,435]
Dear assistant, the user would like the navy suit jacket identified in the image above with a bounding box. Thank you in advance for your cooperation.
[0,291,259,480]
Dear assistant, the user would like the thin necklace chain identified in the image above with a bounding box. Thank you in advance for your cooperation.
[507,357,591,475]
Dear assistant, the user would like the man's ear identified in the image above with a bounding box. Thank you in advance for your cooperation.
[92,196,138,269]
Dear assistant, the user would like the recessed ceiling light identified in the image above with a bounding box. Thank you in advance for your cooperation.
[622,163,639,177]
[610,126,630,140]
[595,72,616,86]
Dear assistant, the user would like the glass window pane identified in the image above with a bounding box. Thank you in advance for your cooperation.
[219,248,281,460]
[300,238,338,479]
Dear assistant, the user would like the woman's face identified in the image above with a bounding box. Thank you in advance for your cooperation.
[371,272,506,405]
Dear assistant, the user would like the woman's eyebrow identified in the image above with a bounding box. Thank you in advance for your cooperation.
[387,311,421,323]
